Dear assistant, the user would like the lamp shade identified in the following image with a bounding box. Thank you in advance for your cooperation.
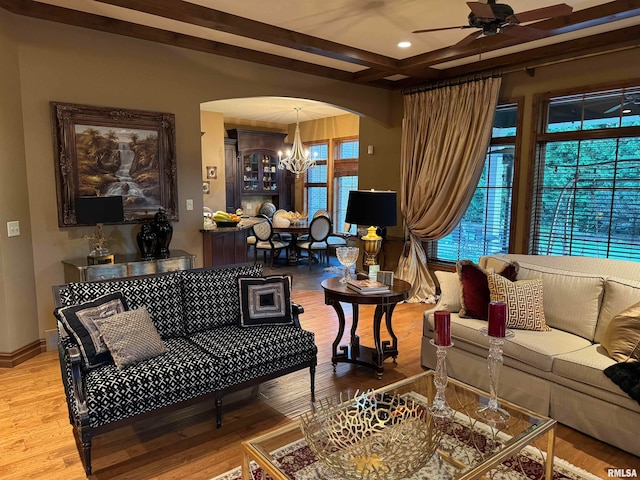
[75,196,124,225]
[345,190,397,227]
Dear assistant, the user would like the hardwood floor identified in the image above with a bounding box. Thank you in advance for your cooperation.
[1,269,637,479]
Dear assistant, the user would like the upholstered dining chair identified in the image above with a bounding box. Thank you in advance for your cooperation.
[246,214,269,256]
[312,209,330,219]
[296,215,331,269]
[253,216,290,267]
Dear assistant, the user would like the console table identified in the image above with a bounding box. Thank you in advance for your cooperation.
[321,276,411,378]
[62,250,196,282]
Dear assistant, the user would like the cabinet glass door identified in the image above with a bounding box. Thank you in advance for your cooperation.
[261,154,278,192]
[242,153,278,193]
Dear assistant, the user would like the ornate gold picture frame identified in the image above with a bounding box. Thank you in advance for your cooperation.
[51,102,178,227]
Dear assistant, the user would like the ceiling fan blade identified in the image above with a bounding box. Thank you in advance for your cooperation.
[501,24,549,41]
[513,3,573,23]
[604,104,622,114]
[412,25,469,34]
[455,30,484,47]
[467,1,495,19]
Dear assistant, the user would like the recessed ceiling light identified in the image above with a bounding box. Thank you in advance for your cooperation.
[622,108,632,114]
[397,41,412,48]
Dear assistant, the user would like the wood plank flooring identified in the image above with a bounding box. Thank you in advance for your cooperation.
[1,288,637,479]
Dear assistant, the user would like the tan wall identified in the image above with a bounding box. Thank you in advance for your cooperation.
[0,9,396,353]
[200,111,226,215]
[0,13,39,353]
[297,113,359,142]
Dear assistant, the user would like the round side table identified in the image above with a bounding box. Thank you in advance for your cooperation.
[321,277,411,379]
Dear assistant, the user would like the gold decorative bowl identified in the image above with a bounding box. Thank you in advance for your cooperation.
[300,390,442,480]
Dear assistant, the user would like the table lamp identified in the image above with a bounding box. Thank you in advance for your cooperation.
[345,190,397,273]
[75,195,125,265]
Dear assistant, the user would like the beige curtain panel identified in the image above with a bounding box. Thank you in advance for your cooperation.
[396,76,502,302]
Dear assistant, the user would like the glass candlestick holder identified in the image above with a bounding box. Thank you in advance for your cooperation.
[429,339,454,419]
[476,327,514,426]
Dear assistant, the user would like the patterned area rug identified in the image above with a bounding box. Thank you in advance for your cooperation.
[212,413,602,480]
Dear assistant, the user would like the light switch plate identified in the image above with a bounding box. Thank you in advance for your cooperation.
[186,199,194,211]
[7,221,20,237]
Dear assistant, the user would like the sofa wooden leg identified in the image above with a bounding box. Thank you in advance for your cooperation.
[215,397,223,428]
[77,430,92,476]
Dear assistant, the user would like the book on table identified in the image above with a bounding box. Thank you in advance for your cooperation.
[346,278,391,294]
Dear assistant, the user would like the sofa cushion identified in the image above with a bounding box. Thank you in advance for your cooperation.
[188,324,316,374]
[93,307,168,370]
[238,275,293,327]
[596,278,640,343]
[600,301,640,362]
[552,344,620,395]
[457,260,519,320]
[181,264,263,333]
[487,273,550,332]
[516,263,604,341]
[434,271,461,313]
[84,338,219,428]
[66,274,185,339]
[55,292,129,368]
[426,312,591,371]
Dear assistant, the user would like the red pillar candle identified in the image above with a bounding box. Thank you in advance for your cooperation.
[434,311,451,346]
[488,301,507,337]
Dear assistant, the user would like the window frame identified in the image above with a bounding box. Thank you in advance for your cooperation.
[303,136,359,233]
[529,80,640,259]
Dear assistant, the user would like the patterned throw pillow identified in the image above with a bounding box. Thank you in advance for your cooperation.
[487,272,550,331]
[457,260,519,320]
[93,307,167,370]
[54,292,128,368]
[238,275,293,327]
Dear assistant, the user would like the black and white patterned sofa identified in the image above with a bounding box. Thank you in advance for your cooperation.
[52,263,317,476]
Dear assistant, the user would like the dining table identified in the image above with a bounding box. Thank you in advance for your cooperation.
[273,219,310,265]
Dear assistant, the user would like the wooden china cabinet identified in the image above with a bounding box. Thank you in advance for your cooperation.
[226,129,294,212]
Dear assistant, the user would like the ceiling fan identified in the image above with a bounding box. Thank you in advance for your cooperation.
[413,1,573,45]
[604,95,640,114]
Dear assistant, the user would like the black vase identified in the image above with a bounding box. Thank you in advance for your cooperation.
[136,222,157,260]
[152,209,173,258]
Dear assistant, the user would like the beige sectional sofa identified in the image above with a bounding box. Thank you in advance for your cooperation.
[421,254,640,457]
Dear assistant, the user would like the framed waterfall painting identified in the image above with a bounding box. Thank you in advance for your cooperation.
[50,102,178,227]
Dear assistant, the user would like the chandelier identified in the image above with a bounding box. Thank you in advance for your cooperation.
[278,108,317,177]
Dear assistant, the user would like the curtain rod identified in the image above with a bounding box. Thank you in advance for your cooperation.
[401,70,501,96]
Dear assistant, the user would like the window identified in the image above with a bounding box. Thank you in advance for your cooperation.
[304,137,358,233]
[531,85,640,260]
[429,103,519,263]
[305,142,329,217]
[334,138,359,233]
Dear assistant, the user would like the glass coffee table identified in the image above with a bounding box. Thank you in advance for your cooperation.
[241,370,556,480]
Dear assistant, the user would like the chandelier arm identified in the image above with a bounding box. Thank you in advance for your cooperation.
[277,109,317,177]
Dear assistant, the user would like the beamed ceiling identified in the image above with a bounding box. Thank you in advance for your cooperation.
[1,0,640,91]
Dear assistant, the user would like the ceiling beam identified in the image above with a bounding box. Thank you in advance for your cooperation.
[94,0,402,72]
[399,0,640,70]
[395,24,640,89]
[0,0,395,89]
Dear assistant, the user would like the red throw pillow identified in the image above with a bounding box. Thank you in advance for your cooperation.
[457,260,519,320]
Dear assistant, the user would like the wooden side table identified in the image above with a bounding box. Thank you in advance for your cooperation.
[321,277,411,378]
